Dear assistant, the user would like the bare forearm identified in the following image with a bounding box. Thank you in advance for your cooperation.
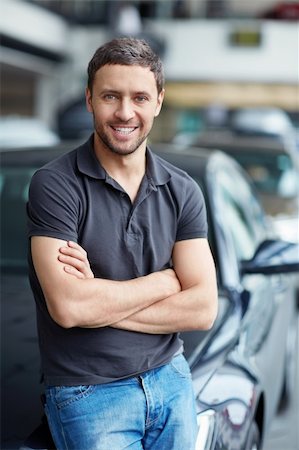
[47,269,180,329]
[31,236,181,329]
[46,238,218,331]
[111,283,218,334]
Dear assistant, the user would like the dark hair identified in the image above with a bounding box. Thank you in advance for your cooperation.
[87,37,164,94]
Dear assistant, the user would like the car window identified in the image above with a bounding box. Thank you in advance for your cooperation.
[214,164,266,261]
[0,167,35,269]
[229,151,299,198]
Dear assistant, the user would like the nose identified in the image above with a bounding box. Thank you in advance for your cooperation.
[114,98,135,122]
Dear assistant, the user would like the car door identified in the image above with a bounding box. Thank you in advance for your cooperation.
[208,154,296,427]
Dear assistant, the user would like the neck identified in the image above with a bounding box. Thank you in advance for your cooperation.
[93,136,147,202]
[93,135,146,174]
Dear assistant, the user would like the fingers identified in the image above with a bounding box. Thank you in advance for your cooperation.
[58,241,94,279]
[64,265,85,279]
[58,253,86,270]
[59,241,87,261]
[67,240,87,256]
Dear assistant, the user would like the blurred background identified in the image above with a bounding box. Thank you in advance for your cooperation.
[1,0,298,242]
[1,0,298,144]
[1,1,299,449]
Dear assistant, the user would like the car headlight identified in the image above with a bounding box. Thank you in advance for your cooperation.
[196,409,216,450]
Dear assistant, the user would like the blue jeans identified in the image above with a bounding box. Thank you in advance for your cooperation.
[44,354,198,450]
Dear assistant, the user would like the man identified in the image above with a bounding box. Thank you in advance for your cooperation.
[27,37,218,450]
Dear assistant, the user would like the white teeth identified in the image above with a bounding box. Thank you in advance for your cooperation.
[114,127,135,134]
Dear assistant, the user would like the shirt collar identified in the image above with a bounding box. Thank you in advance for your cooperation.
[146,147,171,186]
[76,134,171,186]
[77,135,106,180]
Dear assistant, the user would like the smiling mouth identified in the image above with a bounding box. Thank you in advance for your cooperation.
[111,126,137,135]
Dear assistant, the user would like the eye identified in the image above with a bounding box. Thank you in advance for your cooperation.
[103,94,117,101]
[135,95,148,103]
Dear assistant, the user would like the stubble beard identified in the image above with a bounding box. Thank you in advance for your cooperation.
[94,123,150,157]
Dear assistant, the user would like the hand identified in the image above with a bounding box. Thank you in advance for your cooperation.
[159,268,181,296]
[58,241,94,279]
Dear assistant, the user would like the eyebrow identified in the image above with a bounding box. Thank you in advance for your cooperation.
[99,89,152,98]
[100,89,119,95]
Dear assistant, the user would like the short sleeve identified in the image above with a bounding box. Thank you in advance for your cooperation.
[176,177,208,241]
[27,168,80,242]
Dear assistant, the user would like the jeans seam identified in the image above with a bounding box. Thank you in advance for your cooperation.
[55,385,96,410]
[140,373,164,430]
[45,393,69,450]
[169,357,191,379]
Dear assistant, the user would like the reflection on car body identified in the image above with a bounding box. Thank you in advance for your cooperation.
[1,142,298,450]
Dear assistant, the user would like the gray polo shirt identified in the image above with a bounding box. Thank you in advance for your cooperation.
[27,136,208,386]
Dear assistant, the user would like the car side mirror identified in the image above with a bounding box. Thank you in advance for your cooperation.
[241,239,299,275]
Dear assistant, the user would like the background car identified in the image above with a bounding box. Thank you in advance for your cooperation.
[1,143,298,450]
[56,98,94,141]
[260,1,299,20]
[0,116,60,149]
[230,107,297,144]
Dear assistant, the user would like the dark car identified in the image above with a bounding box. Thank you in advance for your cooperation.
[1,142,298,450]
[260,1,299,20]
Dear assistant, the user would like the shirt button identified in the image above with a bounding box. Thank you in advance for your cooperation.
[120,192,125,197]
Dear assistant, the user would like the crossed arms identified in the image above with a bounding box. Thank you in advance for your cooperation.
[31,236,218,333]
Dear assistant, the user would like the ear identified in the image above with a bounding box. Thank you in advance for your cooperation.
[154,89,165,117]
[85,87,93,113]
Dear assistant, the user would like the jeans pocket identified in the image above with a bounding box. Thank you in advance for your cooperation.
[169,355,192,379]
[49,385,96,410]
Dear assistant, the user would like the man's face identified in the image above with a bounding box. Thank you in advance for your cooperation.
[86,64,164,156]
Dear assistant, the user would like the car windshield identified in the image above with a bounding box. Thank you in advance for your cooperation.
[0,166,35,270]
[228,150,299,198]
